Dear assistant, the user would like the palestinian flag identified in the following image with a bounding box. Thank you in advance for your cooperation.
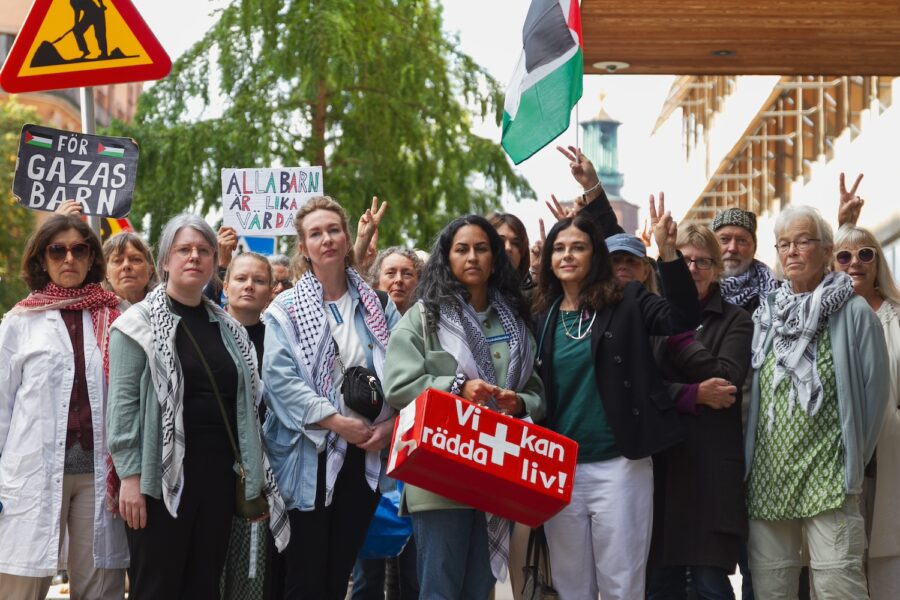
[98,143,125,158]
[501,0,583,164]
[25,130,53,149]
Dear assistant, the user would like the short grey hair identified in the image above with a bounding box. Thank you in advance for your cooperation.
[368,246,425,286]
[773,205,834,249]
[157,214,219,283]
[269,253,291,268]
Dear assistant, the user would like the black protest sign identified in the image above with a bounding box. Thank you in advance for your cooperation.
[12,124,139,218]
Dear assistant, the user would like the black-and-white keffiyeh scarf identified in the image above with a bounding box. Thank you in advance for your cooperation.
[112,285,290,551]
[721,259,778,309]
[752,271,855,429]
[267,268,390,505]
[433,291,534,582]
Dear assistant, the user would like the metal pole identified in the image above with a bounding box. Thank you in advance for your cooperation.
[80,86,101,233]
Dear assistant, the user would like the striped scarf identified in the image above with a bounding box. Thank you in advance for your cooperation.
[752,271,855,428]
[269,268,391,504]
[11,282,122,513]
[434,291,534,582]
[115,286,290,550]
[720,259,778,310]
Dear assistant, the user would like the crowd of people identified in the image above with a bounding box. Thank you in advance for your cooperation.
[0,147,897,600]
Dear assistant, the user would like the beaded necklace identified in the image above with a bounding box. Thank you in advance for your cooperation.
[560,307,596,340]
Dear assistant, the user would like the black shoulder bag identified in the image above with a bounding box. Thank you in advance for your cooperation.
[330,290,388,422]
[522,526,559,599]
[179,322,269,521]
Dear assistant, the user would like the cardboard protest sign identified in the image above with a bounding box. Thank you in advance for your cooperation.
[387,388,578,527]
[222,167,323,237]
[13,124,138,218]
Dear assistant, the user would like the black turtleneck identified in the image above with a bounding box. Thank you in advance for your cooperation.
[170,298,239,456]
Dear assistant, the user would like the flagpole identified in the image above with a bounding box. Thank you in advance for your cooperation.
[80,86,101,234]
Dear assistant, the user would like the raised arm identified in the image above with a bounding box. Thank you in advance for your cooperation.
[555,145,624,237]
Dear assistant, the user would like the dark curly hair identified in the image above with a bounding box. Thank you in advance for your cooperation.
[21,215,105,291]
[533,214,622,314]
[416,215,528,327]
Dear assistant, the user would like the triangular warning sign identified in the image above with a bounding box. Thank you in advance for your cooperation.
[0,0,171,93]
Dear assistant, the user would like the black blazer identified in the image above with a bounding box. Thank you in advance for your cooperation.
[535,257,701,459]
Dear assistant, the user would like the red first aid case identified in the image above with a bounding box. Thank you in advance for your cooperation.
[387,388,578,527]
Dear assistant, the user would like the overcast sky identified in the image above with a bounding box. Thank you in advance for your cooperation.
[132,0,674,237]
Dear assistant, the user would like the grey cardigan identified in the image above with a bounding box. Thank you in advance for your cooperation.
[745,293,890,495]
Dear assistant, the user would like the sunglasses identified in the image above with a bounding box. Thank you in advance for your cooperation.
[46,242,91,262]
[835,247,876,265]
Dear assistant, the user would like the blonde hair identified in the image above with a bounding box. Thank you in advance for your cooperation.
[834,224,900,306]
[293,196,355,275]
[224,252,273,287]
[677,223,724,272]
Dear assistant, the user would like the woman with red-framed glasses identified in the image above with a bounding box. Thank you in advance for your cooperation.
[834,224,900,599]
[0,215,127,599]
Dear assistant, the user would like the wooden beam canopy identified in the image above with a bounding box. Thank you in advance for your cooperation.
[582,0,900,75]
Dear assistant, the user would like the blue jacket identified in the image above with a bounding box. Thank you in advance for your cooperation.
[262,283,400,510]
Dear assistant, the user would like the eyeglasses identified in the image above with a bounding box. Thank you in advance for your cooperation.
[46,242,91,262]
[835,247,876,265]
[683,256,715,270]
[775,238,821,254]
[171,244,214,260]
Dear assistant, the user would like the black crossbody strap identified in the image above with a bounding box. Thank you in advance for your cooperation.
[179,320,245,479]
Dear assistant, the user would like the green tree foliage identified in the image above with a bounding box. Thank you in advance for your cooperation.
[108,0,533,246]
[0,101,37,314]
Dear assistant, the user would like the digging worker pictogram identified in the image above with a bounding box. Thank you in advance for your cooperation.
[70,0,108,59]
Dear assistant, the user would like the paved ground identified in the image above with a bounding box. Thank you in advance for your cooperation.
[48,571,744,599]
[493,573,744,599]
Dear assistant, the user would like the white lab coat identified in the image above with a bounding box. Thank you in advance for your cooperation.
[0,309,128,577]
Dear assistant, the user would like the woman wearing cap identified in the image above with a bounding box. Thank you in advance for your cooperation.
[605,232,660,294]
[833,224,900,599]
[646,224,753,599]
[0,215,127,599]
[746,206,888,598]
[532,208,700,599]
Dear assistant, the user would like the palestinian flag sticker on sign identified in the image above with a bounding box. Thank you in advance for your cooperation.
[13,123,139,218]
[25,131,53,149]
[98,143,126,158]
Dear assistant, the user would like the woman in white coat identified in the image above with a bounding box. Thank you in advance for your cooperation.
[0,215,128,600]
[833,224,900,599]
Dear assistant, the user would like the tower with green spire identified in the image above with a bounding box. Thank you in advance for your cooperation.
[580,96,639,235]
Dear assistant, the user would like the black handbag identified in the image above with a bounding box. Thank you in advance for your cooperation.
[180,321,269,522]
[333,339,385,421]
[522,526,559,600]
